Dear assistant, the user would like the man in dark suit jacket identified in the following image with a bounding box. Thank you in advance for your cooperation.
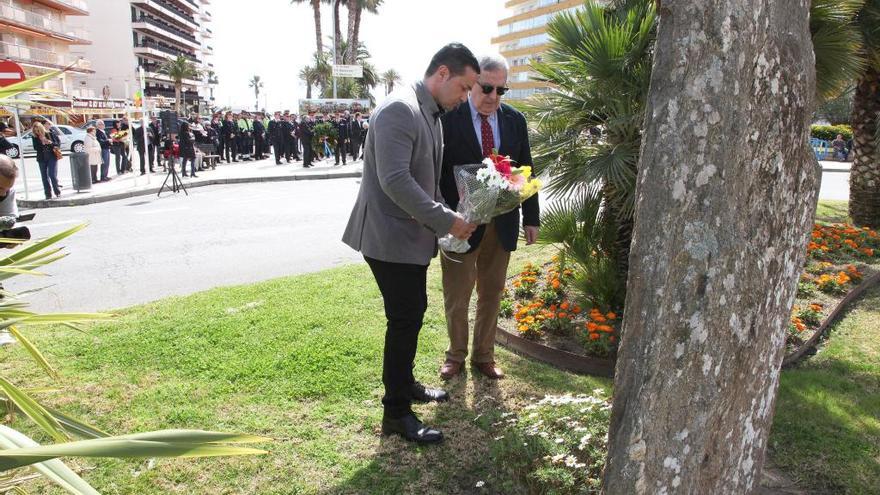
[438,55,540,381]
[350,113,364,161]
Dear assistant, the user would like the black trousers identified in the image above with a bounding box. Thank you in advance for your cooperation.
[350,138,361,161]
[137,148,147,173]
[335,139,347,165]
[285,138,299,160]
[364,256,429,418]
[302,139,313,166]
[273,139,285,163]
[148,144,158,170]
[221,136,237,162]
[254,135,265,158]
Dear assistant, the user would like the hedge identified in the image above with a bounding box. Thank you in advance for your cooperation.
[811,124,853,142]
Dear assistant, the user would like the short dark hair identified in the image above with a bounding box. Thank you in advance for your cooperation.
[425,43,480,78]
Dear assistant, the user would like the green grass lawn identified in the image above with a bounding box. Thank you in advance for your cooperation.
[3,200,877,494]
[3,244,610,494]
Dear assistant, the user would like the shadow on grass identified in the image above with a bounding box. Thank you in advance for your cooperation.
[318,373,517,494]
[815,200,850,224]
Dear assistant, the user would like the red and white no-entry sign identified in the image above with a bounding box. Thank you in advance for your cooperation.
[0,60,26,87]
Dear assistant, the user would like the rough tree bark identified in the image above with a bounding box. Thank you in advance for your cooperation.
[604,1,820,494]
[311,0,323,57]
[346,0,359,65]
[849,67,880,228]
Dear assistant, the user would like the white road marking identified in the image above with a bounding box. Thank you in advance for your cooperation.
[27,219,84,229]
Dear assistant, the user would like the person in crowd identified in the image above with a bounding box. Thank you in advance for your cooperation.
[0,154,28,249]
[831,134,847,161]
[335,111,350,166]
[285,114,299,162]
[350,112,364,161]
[238,113,254,161]
[110,121,129,175]
[96,120,112,181]
[360,122,369,159]
[31,121,61,200]
[438,54,540,381]
[148,116,162,170]
[119,117,132,172]
[133,122,154,175]
[269,112,284,165]
[253,114,266,160]
[178,122,197,178]
[341,43,480,445]
[300,114,315,167]
[221,112,237,163]
[85,126,101,184]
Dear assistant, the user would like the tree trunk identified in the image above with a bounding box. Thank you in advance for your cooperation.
[311,0,322,56]
[603,2,819,494]
[306,83,312,99]
[174,83,181,114]
[334,0,343,64]
[352,3,362,65]
[346,0,358,65]
[849,67,880,228]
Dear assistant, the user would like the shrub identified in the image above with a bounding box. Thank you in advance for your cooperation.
[811,124,853,141]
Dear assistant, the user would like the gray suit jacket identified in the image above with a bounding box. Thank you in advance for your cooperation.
[342,81,457,265]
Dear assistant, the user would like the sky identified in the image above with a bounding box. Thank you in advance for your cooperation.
[211,0,507,111]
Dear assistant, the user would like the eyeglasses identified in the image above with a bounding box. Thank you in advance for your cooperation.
[479,84,509,96]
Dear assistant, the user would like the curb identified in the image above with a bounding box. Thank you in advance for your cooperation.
[781,271,880,368]
[17,170,362,208]
[495,325,616,377]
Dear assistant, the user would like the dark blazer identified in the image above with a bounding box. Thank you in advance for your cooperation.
[178,131,195,158]
[440,101,540,253]
[336,118,351,140]
[96,128,111,150]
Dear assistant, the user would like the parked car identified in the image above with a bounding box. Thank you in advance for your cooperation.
[4,125,87,159]
[79,118,120,131]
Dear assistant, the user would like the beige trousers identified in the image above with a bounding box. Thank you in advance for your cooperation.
[441,221,511,364]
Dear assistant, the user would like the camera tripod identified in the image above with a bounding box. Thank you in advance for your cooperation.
[157,156,188,197]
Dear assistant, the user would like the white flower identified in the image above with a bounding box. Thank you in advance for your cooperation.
[476,481,485,488]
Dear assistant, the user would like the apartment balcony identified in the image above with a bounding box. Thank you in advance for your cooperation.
[34,0,89,15]
[132,15,200,50]
[0,40,91,73]
[143,70,200,88]
[0,3,91,44]
[201,26,212,38]
[200,9,212,21]
[134,40,200,63]
[130,0,199,30]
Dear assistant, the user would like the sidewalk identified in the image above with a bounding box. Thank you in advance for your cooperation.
[818,160,851,173]
[15,154,363,208]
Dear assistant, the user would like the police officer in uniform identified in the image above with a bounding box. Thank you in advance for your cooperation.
[300,114,314,168]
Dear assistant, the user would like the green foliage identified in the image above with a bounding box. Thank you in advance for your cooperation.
[0,225,266,493]
[812,123,854,140]
[810,0,866,101]
[311,122,338,152]
[538,192,625,311]
[815,86,854,124]
[487,393,611,494]
[499,298,514,318]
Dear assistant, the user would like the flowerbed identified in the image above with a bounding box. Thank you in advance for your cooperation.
[499,223,879,360]
[499,258,620,359]
[787,223,880,351]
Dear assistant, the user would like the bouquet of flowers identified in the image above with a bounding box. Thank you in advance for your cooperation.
[439,152,544,254]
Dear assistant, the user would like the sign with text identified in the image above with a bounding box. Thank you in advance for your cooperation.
[332,65,364,78]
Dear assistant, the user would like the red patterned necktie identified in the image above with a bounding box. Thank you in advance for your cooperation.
[480,113,494,158]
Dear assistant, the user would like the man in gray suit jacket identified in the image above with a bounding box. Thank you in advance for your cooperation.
[342,43,480,444]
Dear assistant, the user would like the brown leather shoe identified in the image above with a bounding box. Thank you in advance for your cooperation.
[473,361,504,379]
[439,360,463,380]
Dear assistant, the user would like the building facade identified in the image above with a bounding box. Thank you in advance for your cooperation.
[492,0,590,102]
[0,0,93,95]
[68,0,214,113]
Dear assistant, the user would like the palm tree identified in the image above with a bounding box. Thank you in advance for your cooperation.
[299,66,319,99]
[160,55,201,114]
[380,68,401,95]
[312,50,333,95]
[848,0,880,227]
[346,0,382,64]
[249,75,263,111]
[527,0,864,310]
[291,0,326,55]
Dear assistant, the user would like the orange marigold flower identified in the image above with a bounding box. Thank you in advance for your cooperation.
[558,312,568,319]
[809,303,822,312]
[572,306,582,314]
[593,315,607,323]
[586,322,599,331]
[560,302,570,310]
[606,312,617,320]
[598,325,613,333]
[589,332,600,341]
[551,279,561,289]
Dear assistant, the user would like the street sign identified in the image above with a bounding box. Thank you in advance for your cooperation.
[332,64,364,78]
[0,60,26,87]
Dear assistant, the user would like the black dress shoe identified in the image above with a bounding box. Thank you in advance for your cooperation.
[381,413,443,444]
[410,382,449,403]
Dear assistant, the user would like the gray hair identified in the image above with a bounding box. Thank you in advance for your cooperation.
[0,154,18,179]
[479,54,509,74]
